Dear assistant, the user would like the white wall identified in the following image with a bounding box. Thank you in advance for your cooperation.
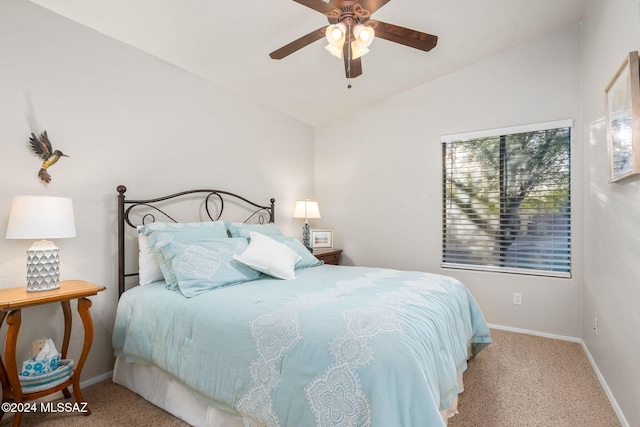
[2,0,637,424]
[0,0,315,383]
[582,1,640,425]
[315,24,583,337]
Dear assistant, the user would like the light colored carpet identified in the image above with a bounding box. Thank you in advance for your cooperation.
[448,328,621,427]
[1,329,621,426]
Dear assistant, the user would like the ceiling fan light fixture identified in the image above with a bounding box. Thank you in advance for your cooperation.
[325,23,346,45]
[324,43,343,58]
[350,42,369,59]
[268,0,439,82]
[325,22,346,59]
[353,24,375,48]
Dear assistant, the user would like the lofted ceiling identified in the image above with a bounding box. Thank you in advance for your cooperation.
[29,0,586,126]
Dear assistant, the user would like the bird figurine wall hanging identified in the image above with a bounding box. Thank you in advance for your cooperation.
[29,131,69,183]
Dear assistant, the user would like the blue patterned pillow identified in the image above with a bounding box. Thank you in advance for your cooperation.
[155,238,261,298]
[226,222,284,239]
[139,221,229,289]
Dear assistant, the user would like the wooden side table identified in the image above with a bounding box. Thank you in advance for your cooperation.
[313,248,343,265]
[0,280,105,426]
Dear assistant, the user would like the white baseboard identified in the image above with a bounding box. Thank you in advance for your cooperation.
[578,343,629,427]
[487,323,582,343]
[487,324,629,427]
[80,370,113,388]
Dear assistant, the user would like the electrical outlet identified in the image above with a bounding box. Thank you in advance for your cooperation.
[31,339,47,357]
[594,317,599,336]
[513,293,522,305]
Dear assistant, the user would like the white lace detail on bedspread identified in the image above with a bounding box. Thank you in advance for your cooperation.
[236,288,346,427]
[305,272,406,427]
[305,305,402,427]
[236,269,445,427]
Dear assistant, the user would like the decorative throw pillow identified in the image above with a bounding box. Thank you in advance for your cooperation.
[155,238,261,298]
[233,232,301,280]
[138,232,164,285]
[139,221,229,289]
[226,222,284,239]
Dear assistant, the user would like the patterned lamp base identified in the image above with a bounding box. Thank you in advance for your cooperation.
[302,222,313,253]
[26,240,61,292]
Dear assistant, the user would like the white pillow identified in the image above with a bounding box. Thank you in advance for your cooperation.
[138,232,163,285]
[233,232,301,280]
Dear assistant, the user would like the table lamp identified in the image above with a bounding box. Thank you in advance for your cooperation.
[6,196,76,291]
[293,199,321,252]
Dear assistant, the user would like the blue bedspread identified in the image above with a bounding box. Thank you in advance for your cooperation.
[113,265,491,427]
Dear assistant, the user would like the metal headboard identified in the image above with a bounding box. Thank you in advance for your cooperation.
[117,185,275,297]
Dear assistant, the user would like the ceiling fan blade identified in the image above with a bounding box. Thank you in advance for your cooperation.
[357,0,392,14]
[293,0,339,14]
[270,27,327,59]
[343,52,363,78]
[374,21,438,52]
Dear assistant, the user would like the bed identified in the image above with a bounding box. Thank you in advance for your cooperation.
[112,185,491,427]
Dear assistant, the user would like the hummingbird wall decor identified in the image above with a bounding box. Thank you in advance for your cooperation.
[29,131,69,183]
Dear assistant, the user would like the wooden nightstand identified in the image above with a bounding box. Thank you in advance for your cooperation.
[313,248,343,265]
[0,280,105,426]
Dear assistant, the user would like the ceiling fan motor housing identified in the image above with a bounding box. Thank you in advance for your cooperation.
[326,1,373,27]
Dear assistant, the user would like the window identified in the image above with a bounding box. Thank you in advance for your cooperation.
[442,120,572,277]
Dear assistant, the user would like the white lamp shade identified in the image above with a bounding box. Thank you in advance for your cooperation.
[353,24,375,49]
[350,43,370,59]
[325,23,346,59]
[325,23,346,45]
[6,196,76,240]
[325,43,343,59]
[293,200,321,220]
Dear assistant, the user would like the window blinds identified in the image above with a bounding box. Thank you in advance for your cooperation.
[442,121,572,277]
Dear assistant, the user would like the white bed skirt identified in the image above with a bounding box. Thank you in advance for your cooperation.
[113,357,463,426]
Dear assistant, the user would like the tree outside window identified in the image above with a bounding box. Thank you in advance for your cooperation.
[442,124,571,277]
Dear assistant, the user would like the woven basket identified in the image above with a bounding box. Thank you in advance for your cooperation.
[19,359,74,393]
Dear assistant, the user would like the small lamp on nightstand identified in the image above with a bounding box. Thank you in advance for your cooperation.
[6,195,76,292]
[293,199,321,252]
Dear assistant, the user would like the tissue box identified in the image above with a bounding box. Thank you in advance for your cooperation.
[20,354,61,377]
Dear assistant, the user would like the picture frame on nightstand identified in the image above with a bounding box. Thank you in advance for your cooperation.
[310,228,333,249]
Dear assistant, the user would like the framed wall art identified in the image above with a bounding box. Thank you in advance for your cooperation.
[605,50,640,183]
[310,228,333,249]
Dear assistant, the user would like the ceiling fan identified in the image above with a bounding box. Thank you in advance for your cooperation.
[269,0,438,86]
